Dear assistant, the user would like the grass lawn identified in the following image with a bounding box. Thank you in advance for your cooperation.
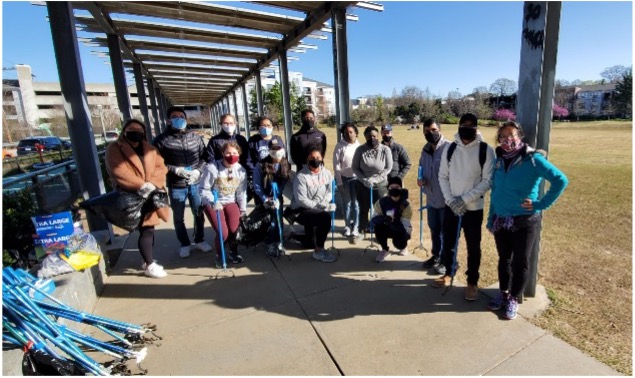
[314,120,632,374]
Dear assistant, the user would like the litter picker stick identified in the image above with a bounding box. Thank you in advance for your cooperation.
[443,214,463,296]
[327,179,340,255]
[364,184,379,253]
[213,189,235,279]
[271,182,288,259]
[413,166,428,254]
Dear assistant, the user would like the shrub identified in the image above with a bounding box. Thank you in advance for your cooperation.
[493,109,516,121]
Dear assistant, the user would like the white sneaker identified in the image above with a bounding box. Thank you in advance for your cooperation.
[179,245,191,258]
[193,241,213,253]
[351,227,359,237]
[398,248,409,256]
[141,260,157,270]
[343,227,351,237]
[144,262,167,278]
[376,250,390,263]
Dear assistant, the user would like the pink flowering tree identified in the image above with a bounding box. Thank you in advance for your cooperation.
[493,108,516,121]
[552,103,570,120]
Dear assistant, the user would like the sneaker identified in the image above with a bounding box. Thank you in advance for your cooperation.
[465,284,479,301]
[422,256,440,268]
[228,252,244,264]
[435,264,447,275]
[265,244,279,257]
[376,249,390,263]
[141,260,157,270]
[193,241,213,253]
[432,275,452,288]
[144,262,167,279]
[488,292,510,311]
[312,249,337,263]
[351,227,360,237]
[343,227,351,237]
[179,245,191,258]
[504,297,519,320]
[398,248,409,256]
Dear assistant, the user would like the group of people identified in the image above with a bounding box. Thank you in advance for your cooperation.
[104,107,568,321]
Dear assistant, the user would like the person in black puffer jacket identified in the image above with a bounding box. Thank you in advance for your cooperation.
[290,109,327,172]
[153,106,212,259]
[206,114,250,172]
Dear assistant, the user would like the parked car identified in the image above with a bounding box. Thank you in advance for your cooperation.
[16,136,71,156]
[103,131,120,143]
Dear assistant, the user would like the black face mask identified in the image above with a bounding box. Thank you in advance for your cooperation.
[366,139,379,148]
[382,136,393,143]
[126,131,145,143]
[424,131,441,144]
[388,188,402,198]
[302,120,315,129]
[458,127,477,141]
[308,159,322,169]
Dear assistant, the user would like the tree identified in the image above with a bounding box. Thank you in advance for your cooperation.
[600,65,629,83]
[552,103,569,120]
[613,68,632,118]
[249,81,306,128]
[375,95,386,123]
[490,78,518,97]
[493,108,516,121]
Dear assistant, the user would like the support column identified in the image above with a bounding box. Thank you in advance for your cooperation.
[332,6,351,143]
[132,63,151,142]
[515,1,561,298]
[106,34,132,121]
[241,83,251,140]
[224,97,231,116]
[160,92,168,131]
[147,79,161,137]
[154,87,165,132]
[279,50,293,162]
[232,91,240,136]
[46,1,109,232]
[255,71,264,115]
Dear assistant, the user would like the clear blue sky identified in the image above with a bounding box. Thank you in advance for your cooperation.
[2,1,632,100]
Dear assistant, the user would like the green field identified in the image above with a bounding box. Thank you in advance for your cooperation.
[316,120,632,374]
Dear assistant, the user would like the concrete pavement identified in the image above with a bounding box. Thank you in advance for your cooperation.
[86,207,620,376]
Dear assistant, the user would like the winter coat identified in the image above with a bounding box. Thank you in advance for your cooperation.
[246,134,286,171]
[206,131,250,173]
[332,139,360,186]
[438,132,495,211]
[290,127,327,170]
[152,127,208,188]
[372,192,413,235]
[417,136,451,209]
[486,145,568,229]
[252,159,290,203]
[105,138,170,227]
[382,139,412,179]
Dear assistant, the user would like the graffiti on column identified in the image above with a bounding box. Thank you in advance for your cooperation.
[522,3,544,50]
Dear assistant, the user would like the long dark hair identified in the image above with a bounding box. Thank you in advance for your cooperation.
[261,151,290,189]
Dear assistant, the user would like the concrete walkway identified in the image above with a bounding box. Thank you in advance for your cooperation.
[90,209,619,376]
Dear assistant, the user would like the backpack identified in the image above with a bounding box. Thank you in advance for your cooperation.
[447,141,488,175]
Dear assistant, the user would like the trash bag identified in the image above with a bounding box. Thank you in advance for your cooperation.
[37,253,74,279]
[22,349,82,376]
[238,206,272,247]
[148,189,169,210]
[79,191,145,232]
[66,232,100,255]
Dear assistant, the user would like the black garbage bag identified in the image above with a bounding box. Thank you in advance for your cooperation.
[79,190,145,232]
[148,189,169,210]
[238,205,272,247]
[22,349,83,376]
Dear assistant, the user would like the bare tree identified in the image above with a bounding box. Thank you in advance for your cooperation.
[490,78,518,97]
[600,65,629,83]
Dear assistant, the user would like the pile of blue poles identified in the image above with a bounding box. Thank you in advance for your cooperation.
[2,267,155,375]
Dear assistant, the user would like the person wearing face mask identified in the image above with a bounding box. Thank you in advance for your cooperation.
[434,113,496,302]
[290,145,337,263]
[380,124,412,180]
[290,109,327,172]
[105,119,170,279]
[247,116,286,204]
[486,121,568,320]
[417,118,451,274]
[252,139,291,257]
[199,141,248,267]
[206,114,250,170]
[371,177,413,263]
[153,106,212,259]
[351,126,393,238]
[332,122,361,238]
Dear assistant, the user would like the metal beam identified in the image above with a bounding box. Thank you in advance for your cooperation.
[146,79,161,137]
[255,71,264,115]
[332,6,351,143]
[241,82,251,140]
[46,1,109,232]
[279,50,293,164]
[133,62,151,141]
[134,53,254,69]
[107,34,132,120]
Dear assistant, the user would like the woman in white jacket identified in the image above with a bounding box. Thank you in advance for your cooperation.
[332,123,361,238]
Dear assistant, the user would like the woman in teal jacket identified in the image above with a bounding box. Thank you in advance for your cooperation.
[486,121,568,320]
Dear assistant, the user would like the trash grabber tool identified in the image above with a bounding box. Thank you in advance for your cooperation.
[271,182,290,260]
[327,179,340,255]
[443,214,463,296]
[364,184,379,254]
[413,166,429,254]
[212,189,235,279]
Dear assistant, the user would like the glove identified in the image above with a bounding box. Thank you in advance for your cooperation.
[326,203,337,212]
[383,215,393,224]
[137,182,156,199]
[186,169,201,185]
[213,202,224,211]
[273,199,280,210]
[240,211,247,220]
[264,199,275,210]
[449,197,467,216]
[174,167,191,178]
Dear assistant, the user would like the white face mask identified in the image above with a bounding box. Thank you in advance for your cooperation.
[222,125,236,134]
[270,149,285,160]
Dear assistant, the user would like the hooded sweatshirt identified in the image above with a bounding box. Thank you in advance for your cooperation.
[418,136,451,209]
[332,138,361,186]
[290,165,333,210]
[351,143,393,188]
[199,159,248,213]
[438,132,496,211]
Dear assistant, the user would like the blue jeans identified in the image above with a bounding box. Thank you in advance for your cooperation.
[427,206,445,258]
[169,184,205,247]
[340,176,359,230]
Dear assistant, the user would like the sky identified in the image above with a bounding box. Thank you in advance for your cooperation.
[1,1,633,100]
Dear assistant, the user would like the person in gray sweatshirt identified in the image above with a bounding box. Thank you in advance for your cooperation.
[291,145,338,263]
[352,125,393,236]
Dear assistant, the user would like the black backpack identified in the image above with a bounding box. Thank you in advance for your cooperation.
[446,141,488,175]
